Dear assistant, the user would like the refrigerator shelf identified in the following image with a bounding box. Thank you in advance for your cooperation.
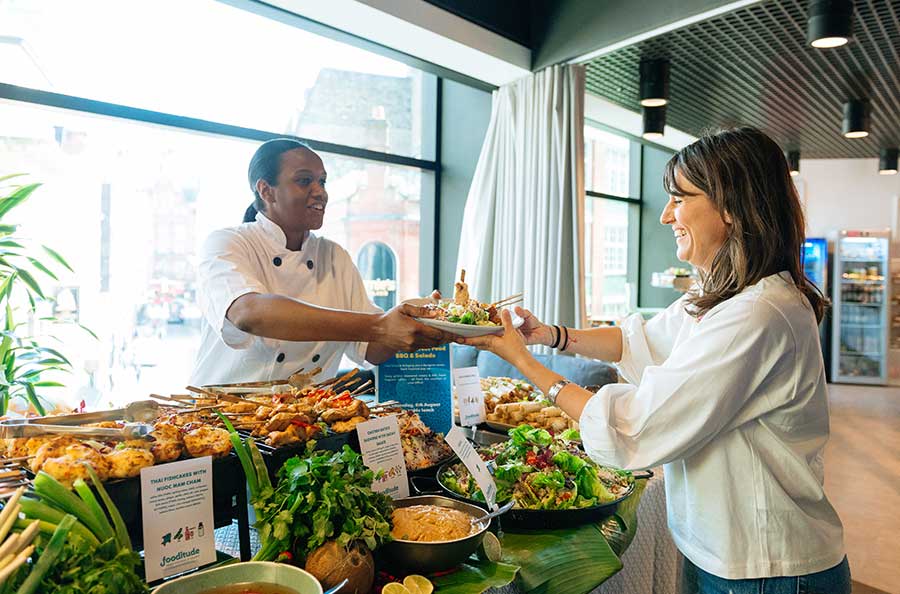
[840,352,884,357]
[841,258,886,263]
[842,324,884,329]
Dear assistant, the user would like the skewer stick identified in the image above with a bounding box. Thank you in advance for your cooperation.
[349,380,374,396]
[0,544,34,583]
[0,456,32,465]
[314,368,358,388]
[490,292,524,308]
[194,388,276,410]
[174,405,224,414]
[0,470,24,481]
[149,394,192,407]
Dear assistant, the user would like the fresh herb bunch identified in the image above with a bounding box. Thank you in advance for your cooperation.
[255,445,394,562]
[36,538,147,594]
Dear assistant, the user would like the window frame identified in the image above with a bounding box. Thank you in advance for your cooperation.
[585,118,677,322]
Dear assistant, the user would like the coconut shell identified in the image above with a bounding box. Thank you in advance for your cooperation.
[305,540,374,594]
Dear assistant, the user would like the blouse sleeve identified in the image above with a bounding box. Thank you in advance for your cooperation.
[197,229,268,350]
[616,294,689,384]
[580,296,796,470]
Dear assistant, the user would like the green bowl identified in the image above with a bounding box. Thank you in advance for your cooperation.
[151,561,323,594]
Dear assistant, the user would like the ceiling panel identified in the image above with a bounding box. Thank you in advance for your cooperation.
[585,0,900,158]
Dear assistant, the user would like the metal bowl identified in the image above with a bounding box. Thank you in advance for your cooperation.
[151,561,323,594]
[380,495,489,574]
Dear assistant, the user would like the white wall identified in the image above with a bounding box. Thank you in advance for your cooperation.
[800,158,900,239]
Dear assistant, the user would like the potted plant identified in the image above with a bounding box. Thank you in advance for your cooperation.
[0,173,90,415]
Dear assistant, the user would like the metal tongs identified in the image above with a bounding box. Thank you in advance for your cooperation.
[0,400,160,441]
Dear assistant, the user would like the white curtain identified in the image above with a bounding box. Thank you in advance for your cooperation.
[456,64,586,329]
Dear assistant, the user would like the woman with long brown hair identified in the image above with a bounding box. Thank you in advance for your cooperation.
[460,127,849,593]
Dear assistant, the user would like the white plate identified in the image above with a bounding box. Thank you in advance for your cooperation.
[415,315,524,337]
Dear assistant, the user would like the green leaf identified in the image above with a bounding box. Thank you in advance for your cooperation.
[27,257,58,280]
[0,240,24,249]
[0,173,27,184]
[21,382,46,415]
[32,380,65,387]
[37,347,72,366]
[0,182,40,219]
[78,323,99,340]
[0,391,6,416]
[41,245,73,272]
[600,478,646,556]
[0,271,16,302]
[432,558,520,594]
[0,225,18,235]
[15,268,44,299]
[502,524,623,594]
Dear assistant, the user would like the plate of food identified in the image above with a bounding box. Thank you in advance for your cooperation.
[413,270,524,337]
[434,424,650,529]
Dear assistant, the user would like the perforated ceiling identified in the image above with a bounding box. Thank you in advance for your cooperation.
[584,0,900,158]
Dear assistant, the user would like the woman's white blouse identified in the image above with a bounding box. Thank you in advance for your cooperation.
[189,213,380,386]
[580,272,844,579]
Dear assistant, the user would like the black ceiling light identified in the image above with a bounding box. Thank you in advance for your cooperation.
[787,150,801,176]
[639,58,669,107]
[842,99,869,138]
[807,0,854,48]
[880,148,899,175]
[642,106,666,140]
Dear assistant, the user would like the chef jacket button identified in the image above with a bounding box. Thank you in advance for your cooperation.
[306,259,314,270]
[312,354,320,363]
[273,257,282,267]
[276,353,285,363]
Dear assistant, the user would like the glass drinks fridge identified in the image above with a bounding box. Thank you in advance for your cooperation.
[831,230,891,384]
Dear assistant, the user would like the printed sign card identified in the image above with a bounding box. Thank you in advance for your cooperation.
[376,344,452,434]
[357,414,409,499]
[453,366,485,426]
[141,456,216,582]
[446,425,498,511]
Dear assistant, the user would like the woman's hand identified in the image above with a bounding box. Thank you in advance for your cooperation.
[456,309,533,367]
[513,306,554,346]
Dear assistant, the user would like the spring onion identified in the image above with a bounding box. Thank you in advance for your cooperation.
[32,471,113,543]
[85,465,132,551]
[14,514,75,594]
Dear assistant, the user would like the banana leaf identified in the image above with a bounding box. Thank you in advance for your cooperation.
[432,558,519,594]
[498,481,646,594]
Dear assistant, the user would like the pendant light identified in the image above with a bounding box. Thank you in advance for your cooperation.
[639,59,669,107]
[807,0,854,48]
[642,106,666,140]
[787,150,801,176]
[880,148,899,175]
[842,100,869,138]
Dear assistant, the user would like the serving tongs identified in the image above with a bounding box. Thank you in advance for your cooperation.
[0,400,160,440]
[0,421,154,441]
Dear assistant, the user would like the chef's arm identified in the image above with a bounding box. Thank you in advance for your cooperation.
[227,293,451,353]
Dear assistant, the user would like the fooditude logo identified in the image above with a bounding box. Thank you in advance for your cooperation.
[160,548,200,568]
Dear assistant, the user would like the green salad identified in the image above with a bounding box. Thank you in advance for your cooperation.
[441,425,632,510]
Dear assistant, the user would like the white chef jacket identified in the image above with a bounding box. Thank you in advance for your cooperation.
[190,212,380,386]
[580,272,844,580]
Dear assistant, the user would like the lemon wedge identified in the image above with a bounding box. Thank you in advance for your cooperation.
[382,583,411,594]
[476,531,502,562]
[403,575,434,594]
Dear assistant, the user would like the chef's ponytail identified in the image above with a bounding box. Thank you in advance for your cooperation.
[247,138,312,213]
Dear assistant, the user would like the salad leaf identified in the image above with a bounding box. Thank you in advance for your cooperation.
[560,428,581,442]
[576,467,616,503]
[552,450,587,474]
[530,469,565,490]
[460,311,476,325]
[509,424,552,447]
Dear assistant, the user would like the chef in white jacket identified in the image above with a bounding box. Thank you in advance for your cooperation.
[191,138,449,386]
[460,128,849,594]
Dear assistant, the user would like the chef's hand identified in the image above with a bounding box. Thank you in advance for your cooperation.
[513,306,555,346]
[373,302,452,351]
[456,309,532,367]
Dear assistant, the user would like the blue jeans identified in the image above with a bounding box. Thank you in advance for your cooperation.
[682,557,851,594]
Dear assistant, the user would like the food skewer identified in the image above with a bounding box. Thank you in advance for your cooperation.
[349,380,374,396]
[149,394,192,407]
[314,368,358,389]
[187,386,276,410]
[491,292,524,308]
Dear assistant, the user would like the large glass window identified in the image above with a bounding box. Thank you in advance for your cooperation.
[583,125,639,323]
[0,0,435,159]
[585,126,630,198]
[0,98,429,410]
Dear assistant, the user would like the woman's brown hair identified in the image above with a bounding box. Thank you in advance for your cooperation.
[663,126,827,322]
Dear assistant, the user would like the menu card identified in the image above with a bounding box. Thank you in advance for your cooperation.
[446,425,498,511]
[357,414,409,499]
[141,456,215,582]
[453,366,485,426]
[376,344,452,434]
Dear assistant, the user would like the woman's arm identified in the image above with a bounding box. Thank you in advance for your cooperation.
[228,293,450,353]
[459,310,598,420]
[509,307,623,362]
